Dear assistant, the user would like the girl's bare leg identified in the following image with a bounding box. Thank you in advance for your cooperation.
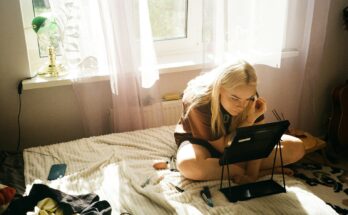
[176,134,305,181]
[259,134,305,170]
[176,142,246,181]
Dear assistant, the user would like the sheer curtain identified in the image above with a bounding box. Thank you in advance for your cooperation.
[297,0,331,135]
[50,0,331,136]
[202,0,287,69]
[97,0,163,132]
[202,0,329,134]
[50,0,163,136]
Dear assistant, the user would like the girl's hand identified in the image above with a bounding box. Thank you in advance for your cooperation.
[245,97,267,124]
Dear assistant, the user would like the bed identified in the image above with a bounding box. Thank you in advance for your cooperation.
[20,125,338,214]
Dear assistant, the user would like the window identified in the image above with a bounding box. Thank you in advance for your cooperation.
[151,0,202,57]
[148,0,187,41]
[31,0,52,57]
[20,0,202,76]
[20,0,305,77]
[21,0,45,74]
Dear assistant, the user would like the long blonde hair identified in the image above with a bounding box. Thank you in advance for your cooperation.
[183,61,257,137]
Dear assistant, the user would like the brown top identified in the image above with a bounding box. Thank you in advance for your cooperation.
[174,101,231,146]
[174,100,264,146]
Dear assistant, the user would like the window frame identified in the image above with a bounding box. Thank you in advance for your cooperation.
[21,0,44,75]
[153,0,202,56]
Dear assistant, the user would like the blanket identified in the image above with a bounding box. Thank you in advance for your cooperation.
[23,126,337,215]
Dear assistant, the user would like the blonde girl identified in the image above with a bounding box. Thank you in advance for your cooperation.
[175,61,305,183]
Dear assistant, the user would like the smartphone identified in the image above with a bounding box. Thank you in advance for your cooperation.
[47,164,67,180]
[254,92,260,109]
[254,92,265,122]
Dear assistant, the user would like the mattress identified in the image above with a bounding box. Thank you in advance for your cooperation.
[23,125,337,214]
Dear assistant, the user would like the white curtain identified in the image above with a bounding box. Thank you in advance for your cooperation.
[202,0,287,69]
[49,0,331,137]
[297,0,331,135]
[50,0,163,136]
[202,0,330,135]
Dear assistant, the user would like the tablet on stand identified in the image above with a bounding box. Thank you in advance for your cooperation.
[219,120,290,202]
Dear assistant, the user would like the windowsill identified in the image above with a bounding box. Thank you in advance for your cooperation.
[22,72,110,90]
[23,50,299,90]
[23,52,204,90]
[22,62,203,91]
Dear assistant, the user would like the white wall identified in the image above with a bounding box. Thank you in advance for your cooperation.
[1,0,347,151]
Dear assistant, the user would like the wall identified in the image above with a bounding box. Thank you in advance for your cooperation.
[0,0,31,151]
[1,0,348,151]
[316,0,348,133]
[298,0,348,136]
[0,1,88,151]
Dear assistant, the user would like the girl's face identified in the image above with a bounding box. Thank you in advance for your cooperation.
[220,84,256,116]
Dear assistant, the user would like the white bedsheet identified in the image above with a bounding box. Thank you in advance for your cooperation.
[23,126,337,215]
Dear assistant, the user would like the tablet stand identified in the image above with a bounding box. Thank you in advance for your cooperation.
[219,120,289,202]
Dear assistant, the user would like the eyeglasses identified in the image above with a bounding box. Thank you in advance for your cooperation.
[230,95,255,107]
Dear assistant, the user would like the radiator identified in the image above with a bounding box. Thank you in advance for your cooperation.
[110,100,182,130]
[143,100,182,128]
[161,100,183,125]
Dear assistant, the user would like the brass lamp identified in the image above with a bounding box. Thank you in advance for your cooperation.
[32,16,66,77]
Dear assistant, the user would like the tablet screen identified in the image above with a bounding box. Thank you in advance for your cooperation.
[219,120,290,165]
